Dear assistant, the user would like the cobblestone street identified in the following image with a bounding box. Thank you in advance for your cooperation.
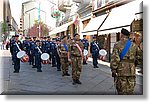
[0,50,143,95]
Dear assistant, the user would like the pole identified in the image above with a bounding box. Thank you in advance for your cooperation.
[38,2,41,37]
[39,24,41,37]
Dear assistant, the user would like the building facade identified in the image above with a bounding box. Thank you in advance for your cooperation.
[0,0,18,42]
[21,0,56,36]
[90,0,143,61]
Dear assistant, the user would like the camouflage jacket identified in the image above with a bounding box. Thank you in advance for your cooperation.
[110,37,142,76]
[68,40,84,57]
[58,43,68,58]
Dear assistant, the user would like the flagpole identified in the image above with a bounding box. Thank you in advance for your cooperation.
[38,2,41,37]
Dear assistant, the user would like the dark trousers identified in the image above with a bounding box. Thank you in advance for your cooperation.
[83,57,87,64]
[26,51,31,64]
[31,53,35,66]
[14,58,20,72]
[92,53,99,66]
[47,51,52,62]
[56,53,61,70]
[52,52,56,66]
[35,55,42,70]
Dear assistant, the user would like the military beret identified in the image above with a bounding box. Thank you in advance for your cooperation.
[83,35,86,37]
[14,34,19,37]
[33,36,37,39]
[47,36,51,38]
[36,40,40,42]
[74,33,79,37]
[121,28,130,36]
[93,36,96,39]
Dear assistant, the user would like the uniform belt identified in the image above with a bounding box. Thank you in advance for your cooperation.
[121,59,135,63]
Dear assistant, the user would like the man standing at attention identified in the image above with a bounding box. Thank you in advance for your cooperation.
[110,28,142,95]
[68,33,84,85]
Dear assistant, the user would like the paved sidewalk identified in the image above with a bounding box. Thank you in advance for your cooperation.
[0,50,143,95]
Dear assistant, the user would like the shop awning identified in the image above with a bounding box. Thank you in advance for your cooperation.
[81,14,108,35]
[49,21,74,35]
[98,0,142,35]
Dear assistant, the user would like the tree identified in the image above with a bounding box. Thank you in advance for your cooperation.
[0,21,8,42]
[27,20,50,37]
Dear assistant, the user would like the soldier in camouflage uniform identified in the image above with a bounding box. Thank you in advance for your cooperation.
[58,36,70,76]
[110,28,142,95]
[68,33,84,85]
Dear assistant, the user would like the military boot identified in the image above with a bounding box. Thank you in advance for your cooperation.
[76,79,82,84]
[65,72,70,76]
[72,80,76,85]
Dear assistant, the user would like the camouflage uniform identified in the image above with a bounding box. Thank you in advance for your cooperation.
[68,39,84,82]
[110,37,142,95]
[58,43,69,75]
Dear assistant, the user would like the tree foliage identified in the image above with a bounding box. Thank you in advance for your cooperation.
[27,20,50,37]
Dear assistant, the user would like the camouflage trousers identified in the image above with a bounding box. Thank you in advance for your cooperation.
[114,76,136,95]
[60,57,69,74]
[72,57,82,80]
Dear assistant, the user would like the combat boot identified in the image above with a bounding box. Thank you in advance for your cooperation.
[65,73,70,76]
[72,80,76,85]
[76,79,82,84]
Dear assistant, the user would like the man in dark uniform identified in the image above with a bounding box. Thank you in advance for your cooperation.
[12,34,23,73]
[30,37,36,68]
[23,37,31,65]
[81,35,89,65]
[45,36,52,64]
[34,40,43,72]
[90,36,101,68]
[51,40,57,67]
[42,36,47,53]
[22,37,27,48]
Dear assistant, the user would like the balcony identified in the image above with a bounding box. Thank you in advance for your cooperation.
[58,0,72,12]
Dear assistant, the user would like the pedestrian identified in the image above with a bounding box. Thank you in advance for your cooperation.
[90,36,101,68]
[58,35,70,76]
[68,33,84,85]
[81,35,89,65]
[2,41,5,50]
[34,40,43,72]
[6,40,9,50]
[12,34,23,73]
[110,28,142,95]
